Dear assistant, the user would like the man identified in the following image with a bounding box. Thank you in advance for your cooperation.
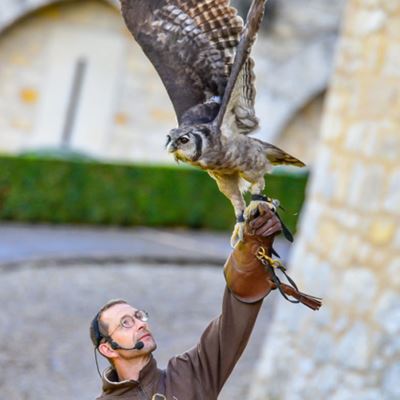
[90,204,282,400]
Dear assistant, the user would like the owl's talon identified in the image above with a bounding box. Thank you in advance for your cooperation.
[231,221,245,248]
[246,197,278,220]
[243,200,269,222]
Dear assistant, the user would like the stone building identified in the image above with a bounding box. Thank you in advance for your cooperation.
[0,0,344,164]
[249,0,400,398]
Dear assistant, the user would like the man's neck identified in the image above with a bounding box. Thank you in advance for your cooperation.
[114,354,152,382]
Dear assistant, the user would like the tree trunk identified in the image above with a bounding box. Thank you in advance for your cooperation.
[249,0,400,398]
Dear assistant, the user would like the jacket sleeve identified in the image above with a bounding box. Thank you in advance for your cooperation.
[166,285,262,398]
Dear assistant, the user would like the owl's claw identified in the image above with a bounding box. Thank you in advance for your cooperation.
[231,197,279,247]
[244,198,276,221]
[252,195,279,211]
[230,221,245,248]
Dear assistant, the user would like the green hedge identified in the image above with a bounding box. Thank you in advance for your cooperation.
[0,155,308,231]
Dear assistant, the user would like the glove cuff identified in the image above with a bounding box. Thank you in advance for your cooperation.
[224,234,275,303]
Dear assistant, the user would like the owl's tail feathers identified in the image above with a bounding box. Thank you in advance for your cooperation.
[275,282,322,311]
[265,144,305,167]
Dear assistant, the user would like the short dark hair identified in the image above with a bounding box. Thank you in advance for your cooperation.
[89,299,128,348]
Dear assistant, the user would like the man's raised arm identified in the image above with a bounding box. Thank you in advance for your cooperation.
[165,204,280,399]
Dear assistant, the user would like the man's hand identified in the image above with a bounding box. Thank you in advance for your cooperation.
[245,203,282,238]
[224,203,282,303]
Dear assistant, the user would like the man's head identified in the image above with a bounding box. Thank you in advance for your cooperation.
[90,299,157,366]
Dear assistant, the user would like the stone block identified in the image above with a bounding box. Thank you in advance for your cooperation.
[308,365,340,394]
[383,43,400,78]
[250,333,296,400]
[321,113,343,141]
[330,387,357,400]
[335,321,372,369]
[294,206,320,244]
[345,121,375,155]
[316,218,343,259]
[386,260,400,288]
[333,315,350,334]
[336,37,364,72]
[312,332,335,363]
[378,121,400,162]
[374,291,400,334]
[387,15,400,38]
[344,372,366,389]
[351,9,387,36]
[383,362,400,398]
[20,88,39,104]
[380,328,400,360]
[349,162,385,212]
[298,259,333,297]
[338,268,377,313]
[363,0,381,7]
[335,388,383,400]
[368,218,397,246]
[382,0,400,13]
[311,145,335,200]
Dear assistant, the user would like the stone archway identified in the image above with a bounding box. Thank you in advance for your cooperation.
[0,1,128,158]
[274,90,326,166]
[0,0,343,163]
[0,0,176,162]
[0,0,119,34]
[254,35,336,146]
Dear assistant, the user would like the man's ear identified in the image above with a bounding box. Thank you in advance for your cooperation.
[98,342,118,359]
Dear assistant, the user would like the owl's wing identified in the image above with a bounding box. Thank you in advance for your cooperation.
[120,0,244,125]
[213,0,266,136]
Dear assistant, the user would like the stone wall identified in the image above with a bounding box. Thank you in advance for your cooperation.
[249,0,400,399]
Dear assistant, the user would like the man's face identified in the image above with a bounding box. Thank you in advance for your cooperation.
[101,303,157,358]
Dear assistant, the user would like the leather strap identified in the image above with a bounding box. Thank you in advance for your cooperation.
[256,246,322,310]
[255,247,298,303]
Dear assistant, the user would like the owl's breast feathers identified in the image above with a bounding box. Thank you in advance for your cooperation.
[190,134,272,176]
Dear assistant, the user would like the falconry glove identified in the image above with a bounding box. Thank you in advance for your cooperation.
[224,205,322,310]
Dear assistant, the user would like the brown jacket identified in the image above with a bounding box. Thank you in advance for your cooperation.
[97,287,262,400]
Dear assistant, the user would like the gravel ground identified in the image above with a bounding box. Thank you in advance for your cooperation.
[0,262,278,400]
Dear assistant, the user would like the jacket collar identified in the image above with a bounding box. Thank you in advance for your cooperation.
[101,355,160,395]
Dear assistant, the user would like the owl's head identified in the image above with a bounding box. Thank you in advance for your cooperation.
[166,125,211,162]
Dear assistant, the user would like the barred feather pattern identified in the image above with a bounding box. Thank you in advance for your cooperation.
[231,57,259,135]
[140,0,243,97]
[175,0,259,134]
[121,0,261,133]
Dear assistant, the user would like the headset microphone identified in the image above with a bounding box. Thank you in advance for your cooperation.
[110,340,145,351]
[134,341,144,350]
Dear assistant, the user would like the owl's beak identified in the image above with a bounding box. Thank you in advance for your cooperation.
[167,142,176,153]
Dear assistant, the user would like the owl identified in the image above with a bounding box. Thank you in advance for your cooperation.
[120,0,305,246]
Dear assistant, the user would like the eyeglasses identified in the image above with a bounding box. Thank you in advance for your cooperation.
[108,309,149,337]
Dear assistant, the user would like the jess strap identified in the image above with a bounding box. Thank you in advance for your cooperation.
[255,246,322,310]
[224,235,322,310]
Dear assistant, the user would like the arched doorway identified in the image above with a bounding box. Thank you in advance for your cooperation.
[275,91,326,166]
[0,0,176,162]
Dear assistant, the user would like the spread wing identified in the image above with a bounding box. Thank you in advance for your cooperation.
[120,0,244,125]
[214,0,267,136]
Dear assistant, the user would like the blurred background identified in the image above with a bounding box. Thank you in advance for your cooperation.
[0,0,399,399]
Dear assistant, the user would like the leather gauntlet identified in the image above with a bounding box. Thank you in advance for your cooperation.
[224,233,275,304]
[224,231,322,309]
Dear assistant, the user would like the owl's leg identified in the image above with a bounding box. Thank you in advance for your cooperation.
[211,173,246,247]
[244,178,276,221]
[231,210,246,248]
[226,191,247,248]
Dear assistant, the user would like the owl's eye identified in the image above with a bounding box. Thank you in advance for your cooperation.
[179,136,189,144]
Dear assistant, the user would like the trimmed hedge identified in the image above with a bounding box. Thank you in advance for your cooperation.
[0,155,308,231]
